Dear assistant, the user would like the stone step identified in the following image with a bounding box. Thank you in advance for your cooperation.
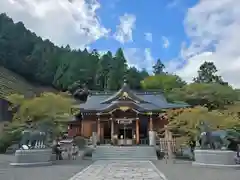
[92,156,158,159]
[93,153,157,156]
[92,146,158,160]
[94,149,156,152]
[94,152,157,155]
[92,158,158,160]
[95,148,155,151]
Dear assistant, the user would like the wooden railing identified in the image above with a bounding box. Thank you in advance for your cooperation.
[156,133,177,153]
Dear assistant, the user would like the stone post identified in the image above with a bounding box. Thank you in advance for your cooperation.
[92,132,97,147]
[149,131,156,146]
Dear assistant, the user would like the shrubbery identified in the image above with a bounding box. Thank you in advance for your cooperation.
[0,130,22,153]
[74,136,86,149]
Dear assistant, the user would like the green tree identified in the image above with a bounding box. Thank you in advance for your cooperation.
[193,61,226,85]
[153,59,165,75]
[168,83,237,110]
[166,106,240,141]
[126,67,146,89]
[96,51,112,90]
[108,48,128,90]
[7,92,76,123]
[141,74,186,93]
[0,13,157,93]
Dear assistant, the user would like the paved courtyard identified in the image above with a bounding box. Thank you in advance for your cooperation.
[0,155,92,180]
[69,160,166,180]
[1,155,240,180]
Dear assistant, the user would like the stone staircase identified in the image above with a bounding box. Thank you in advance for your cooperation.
[92,146,158,160]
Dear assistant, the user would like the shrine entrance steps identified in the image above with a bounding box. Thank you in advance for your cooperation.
[92,146,158,161]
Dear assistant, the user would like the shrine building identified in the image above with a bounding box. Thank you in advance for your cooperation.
[68,81,189,146]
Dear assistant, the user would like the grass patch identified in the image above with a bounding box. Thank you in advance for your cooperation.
[0,66,36,99]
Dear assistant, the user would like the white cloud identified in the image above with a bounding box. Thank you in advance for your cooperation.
[162,36,170,48]
[174,0,240,87]
[0,0,110,49]
[114,13,136,44]
[174,52,214,83]
[124,48,154,73]
[144,32,153,42]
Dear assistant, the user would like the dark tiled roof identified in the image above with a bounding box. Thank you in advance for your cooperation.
[76,82,190,112]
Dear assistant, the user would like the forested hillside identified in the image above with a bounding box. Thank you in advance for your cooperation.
[1,13,240,152]
[0,13,150,93]
[0,66,36,98]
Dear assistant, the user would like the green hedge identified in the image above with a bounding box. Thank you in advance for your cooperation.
[0,130,22,153]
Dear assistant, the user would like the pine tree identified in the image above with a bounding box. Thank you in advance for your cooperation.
[153,59,165,75]
[193,61,226,84]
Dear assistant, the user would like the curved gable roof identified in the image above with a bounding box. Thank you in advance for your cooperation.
[100,82,147,104]
[77,81,190,112]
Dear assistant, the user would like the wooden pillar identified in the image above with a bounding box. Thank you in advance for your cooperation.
[136,118,139,144]
[81,113,84,136]
[80,121,84,136]
[97,118,101,142]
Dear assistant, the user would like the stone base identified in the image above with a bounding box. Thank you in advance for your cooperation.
[10,149,53,167]
[192,162,240,169]
[10,161,52,167]
[193,149,240,169]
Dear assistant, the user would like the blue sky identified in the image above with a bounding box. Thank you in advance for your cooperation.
[91,0,198,65]
[2,0,240,87]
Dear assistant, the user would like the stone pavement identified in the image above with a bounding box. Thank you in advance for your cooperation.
[69,160,167,180]
[153,160,240,180]
[0,155,92,180]
[1,154,240,180]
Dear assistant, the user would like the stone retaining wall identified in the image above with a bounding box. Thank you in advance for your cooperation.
[10,149,52,166]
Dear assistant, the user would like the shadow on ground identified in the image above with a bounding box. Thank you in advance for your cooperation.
[153,160,240,180]
[0,155,92,180]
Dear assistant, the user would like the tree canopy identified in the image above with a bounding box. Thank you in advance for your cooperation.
[193,61,227,85]
[141,74,186,93]
[153,59,165,75]
[0,13,148,92]
[168,83,238,110]
[166,106,240,141]
[7,92,76,123]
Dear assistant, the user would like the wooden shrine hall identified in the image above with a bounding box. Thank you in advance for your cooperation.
[68,80,189,146]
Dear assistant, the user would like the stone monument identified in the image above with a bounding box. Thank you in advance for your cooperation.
[192,121,240,168]
[10,125,53,166]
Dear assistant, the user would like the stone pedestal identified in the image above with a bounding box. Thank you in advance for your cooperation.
[149,131,156,146]
[10,149,52,167]
[193,149,240,168]
[92,132,97,147]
